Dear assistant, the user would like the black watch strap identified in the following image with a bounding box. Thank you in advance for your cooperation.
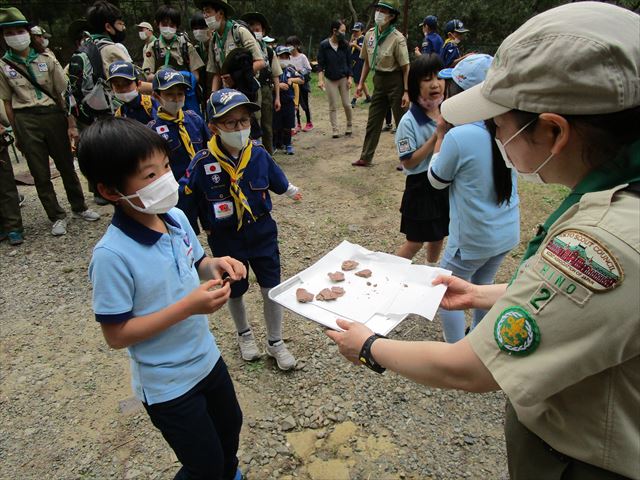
[359,334,386,374]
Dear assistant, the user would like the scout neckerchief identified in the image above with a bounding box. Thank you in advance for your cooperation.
[518,140,640,267]
[159,34,178,68]
[116,94,153,118]
[157,108,196,159]
[3,48,43,99]
[213,20,233,64]
[207,135,256,230]
[371,24,395,71]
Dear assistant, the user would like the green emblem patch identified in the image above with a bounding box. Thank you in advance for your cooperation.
[494,306,540,356]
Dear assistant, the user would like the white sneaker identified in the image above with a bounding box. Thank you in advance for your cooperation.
[238,331,261,361]
[51,219,67,236]
[266,340,297,371]
[73,209,100,221]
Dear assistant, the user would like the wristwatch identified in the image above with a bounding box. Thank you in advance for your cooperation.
[359,334,386,374]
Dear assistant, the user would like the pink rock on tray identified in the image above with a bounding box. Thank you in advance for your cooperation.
[341,260,359,271]
[355,269,372,278]
[328,272,345,282]
[296,288,315,303]
[316,287,344,301]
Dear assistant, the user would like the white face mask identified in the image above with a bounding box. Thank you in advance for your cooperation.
[193,29,209,42]
[254,31,263,41]
[218,128,251,151]
[41,38,49,48]
[374,11,389,27]
[114,90,139,103]
[161,99,184,116]
[279,58,290,68]
[119,171,179,214]
[4,33,31,52]
[160,26,177,40]
[205,15,220,31]
[452,37,461,45]
[138,31,148,41]
[495,119,555,184]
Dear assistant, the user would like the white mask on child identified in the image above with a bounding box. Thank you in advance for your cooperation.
[218,128,251,151]
[193,29,209,42]
[161,100,184,116]
[160,27,177,40]
[114,90,139,103]
[205,16,221,31]
[41,38,49,48]
[138,31,148,41]
[4,33,31,52]
[255,32,263,41]
[374,12,389,26]
[118,171,179,214]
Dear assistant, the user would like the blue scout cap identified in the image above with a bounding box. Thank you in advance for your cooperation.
[106,61,137,82]
[448,54,493,90]
[445,19,469,35]
[207,88,260,120]
[152,69,191,91]
[275,45,293,56]
[352,22,364,32]
[419,15,437,29]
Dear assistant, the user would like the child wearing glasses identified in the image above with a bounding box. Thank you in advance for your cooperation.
[178,88,303,371]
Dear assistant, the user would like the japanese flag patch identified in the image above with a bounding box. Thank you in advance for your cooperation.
[204,162,222,175]
[213,201,234,219]
[156,125,169,134]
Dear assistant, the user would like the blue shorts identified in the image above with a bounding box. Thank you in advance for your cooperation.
[207,215,281,297]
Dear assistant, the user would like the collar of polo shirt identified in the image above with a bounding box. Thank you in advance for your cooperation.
[111,207,180,245]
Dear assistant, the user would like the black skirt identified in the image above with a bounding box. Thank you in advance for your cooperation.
[399,170,449,242]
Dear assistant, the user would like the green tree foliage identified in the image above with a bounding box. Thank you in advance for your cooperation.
[5,0,639,63]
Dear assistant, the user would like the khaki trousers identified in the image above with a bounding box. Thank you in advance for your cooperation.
[325,77,353,135]
[13,107,86,221]
[0,146,23,232]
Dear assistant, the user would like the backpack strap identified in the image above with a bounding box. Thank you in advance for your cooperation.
[624,181,640,195]
[231,21,245,48]
[178,33,191,70]
[153,38,162,66]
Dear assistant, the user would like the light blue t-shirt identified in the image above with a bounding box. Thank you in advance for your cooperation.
[429,122,520,260]
[395,104,437,176]
[89,207,220,405]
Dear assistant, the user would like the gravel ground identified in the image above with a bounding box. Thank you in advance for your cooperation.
[0,95,566,480]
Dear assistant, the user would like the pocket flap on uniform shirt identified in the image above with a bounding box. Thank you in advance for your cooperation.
[249,180,269,190]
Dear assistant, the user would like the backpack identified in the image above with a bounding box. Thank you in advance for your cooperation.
[152,33,191,71]
[67,38,116,124]
[257,44,274,86]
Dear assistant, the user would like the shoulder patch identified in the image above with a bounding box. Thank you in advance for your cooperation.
[541,229,623,292]
[494,306,540,356]
[397,138,411,154]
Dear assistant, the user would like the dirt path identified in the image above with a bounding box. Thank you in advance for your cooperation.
[0,95,566,479]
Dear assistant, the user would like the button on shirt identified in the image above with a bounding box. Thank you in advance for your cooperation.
[395,104,437,175]
[147,110,210,181]
[89,207,220,405]
[429,121,520,260]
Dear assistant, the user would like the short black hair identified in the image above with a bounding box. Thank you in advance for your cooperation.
[77,117,171,192]
[86,1,123,34]
[407,53,443,104]
[155,5,181,28]
[190,12,206,30]
[286,35,302,52]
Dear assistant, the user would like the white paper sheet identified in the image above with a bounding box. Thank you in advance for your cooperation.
[269,241,450,335]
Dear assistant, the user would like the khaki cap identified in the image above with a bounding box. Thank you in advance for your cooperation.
[442,2,640,125]
[136,21,153,31]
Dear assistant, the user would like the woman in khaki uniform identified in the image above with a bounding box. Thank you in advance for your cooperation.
[0,7,99,236]
[352,0,409,167]
[328,3,639,479]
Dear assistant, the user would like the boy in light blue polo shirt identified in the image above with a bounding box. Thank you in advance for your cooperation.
[429,54,520,343]
[78,116,247,480]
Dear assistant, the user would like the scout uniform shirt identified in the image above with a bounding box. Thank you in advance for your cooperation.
[142,34,204,73]
[206,21,263,75]
[466,141,640,479]
[142,36,157,66]
[360,26,409,72]
[0,49,67,110]
[178,137,290,233]
[147,108,210,181]
[115,93,159,125]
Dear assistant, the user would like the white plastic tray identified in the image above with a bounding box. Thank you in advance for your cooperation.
[269,241,450,335]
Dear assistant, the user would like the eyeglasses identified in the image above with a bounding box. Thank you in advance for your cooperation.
[219,117,251,130]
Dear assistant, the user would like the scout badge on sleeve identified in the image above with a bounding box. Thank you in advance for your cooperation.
[494,306,540,356]
[541,229,623,292]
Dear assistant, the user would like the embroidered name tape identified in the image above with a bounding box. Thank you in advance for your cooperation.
[494,306,540,356]
[542,229,623,292]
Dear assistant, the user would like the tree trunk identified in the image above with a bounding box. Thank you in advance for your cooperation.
[346,0,358,24]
